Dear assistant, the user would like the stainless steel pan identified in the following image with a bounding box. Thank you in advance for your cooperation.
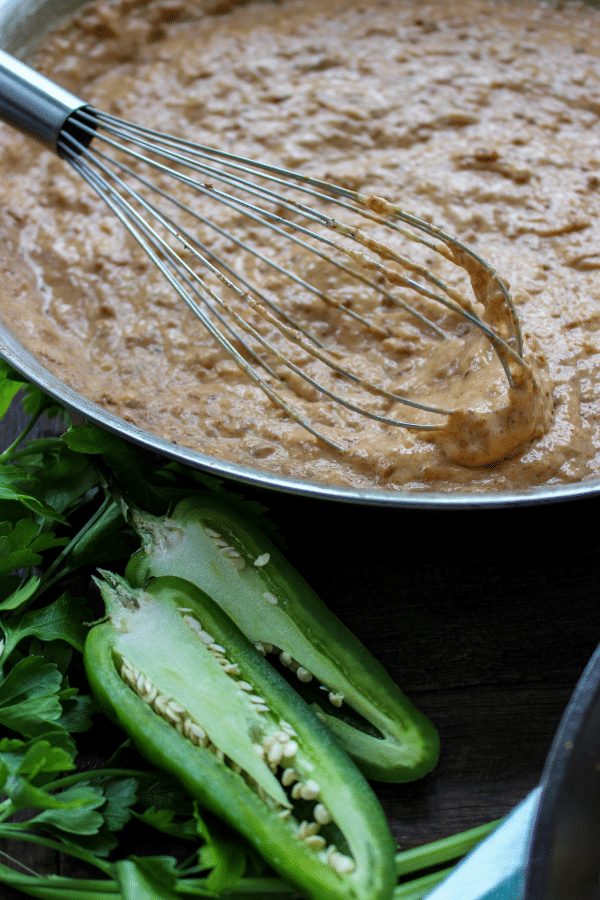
[525,640,600,900]
[2,0,600,509]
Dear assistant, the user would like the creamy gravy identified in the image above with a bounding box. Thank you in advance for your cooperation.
[1,0,600,492]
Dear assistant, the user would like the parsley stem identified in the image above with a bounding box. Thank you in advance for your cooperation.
[0,800,13,822]
[0,826,112,875]
[395,818,500,876]
[36,493,116,596]
[0,859,304,900]
[393,865,455,899]
[0,848,41,877]
[176,875,300,896]
[0,410,42,462]
[41,766,168,793]
[0,862,119,900]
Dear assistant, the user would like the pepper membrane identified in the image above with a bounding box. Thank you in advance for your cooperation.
[125,493,440,782]
[84,572,397,900]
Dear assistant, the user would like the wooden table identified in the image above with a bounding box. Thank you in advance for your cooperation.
[265,486,600,846]
[3,397,600,891]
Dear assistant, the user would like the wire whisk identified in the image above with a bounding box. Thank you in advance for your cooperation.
[0,49,530,453]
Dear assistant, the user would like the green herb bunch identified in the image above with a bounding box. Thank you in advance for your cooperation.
[0,360,497,900]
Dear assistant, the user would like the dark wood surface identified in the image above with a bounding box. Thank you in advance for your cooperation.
[271,487,600,847]
[2,398,600,889]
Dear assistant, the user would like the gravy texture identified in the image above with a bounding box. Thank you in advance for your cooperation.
[1,0,599,493]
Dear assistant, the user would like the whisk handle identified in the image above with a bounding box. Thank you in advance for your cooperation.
[0,48,87,152]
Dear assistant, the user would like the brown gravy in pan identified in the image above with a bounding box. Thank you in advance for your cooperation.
[1,0,600,493]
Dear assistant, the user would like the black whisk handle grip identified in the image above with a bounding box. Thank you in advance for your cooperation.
[0,48,86,152]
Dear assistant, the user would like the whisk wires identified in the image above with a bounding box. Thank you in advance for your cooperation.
[56,106,526,452]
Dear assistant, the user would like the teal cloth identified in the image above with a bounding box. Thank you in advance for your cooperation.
[424,788,541,900]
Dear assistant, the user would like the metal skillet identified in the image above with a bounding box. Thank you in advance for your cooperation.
[524,639,600,900]
[2,0,600,509]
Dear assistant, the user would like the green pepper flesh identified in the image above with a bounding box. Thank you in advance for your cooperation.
[125,495,439,782]
[85,573,397,900]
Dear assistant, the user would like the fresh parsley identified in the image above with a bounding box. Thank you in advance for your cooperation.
[0,359,498,898]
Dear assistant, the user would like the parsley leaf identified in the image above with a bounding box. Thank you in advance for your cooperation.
[1,593,90,664]
[97,777,138,832]
[0,463,69,523]
[194,805,248,891]
[0,374,23,420]
[20,784,106,835]
[130,806,197,841]
[0,520,68,576]
[114,857,182,900]
[0,737,75,783]
[10,438,98,518]
[0,656,64,737]
[0,575,40,613]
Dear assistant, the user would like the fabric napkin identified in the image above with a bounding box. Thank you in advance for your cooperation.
[424,787,541,900]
